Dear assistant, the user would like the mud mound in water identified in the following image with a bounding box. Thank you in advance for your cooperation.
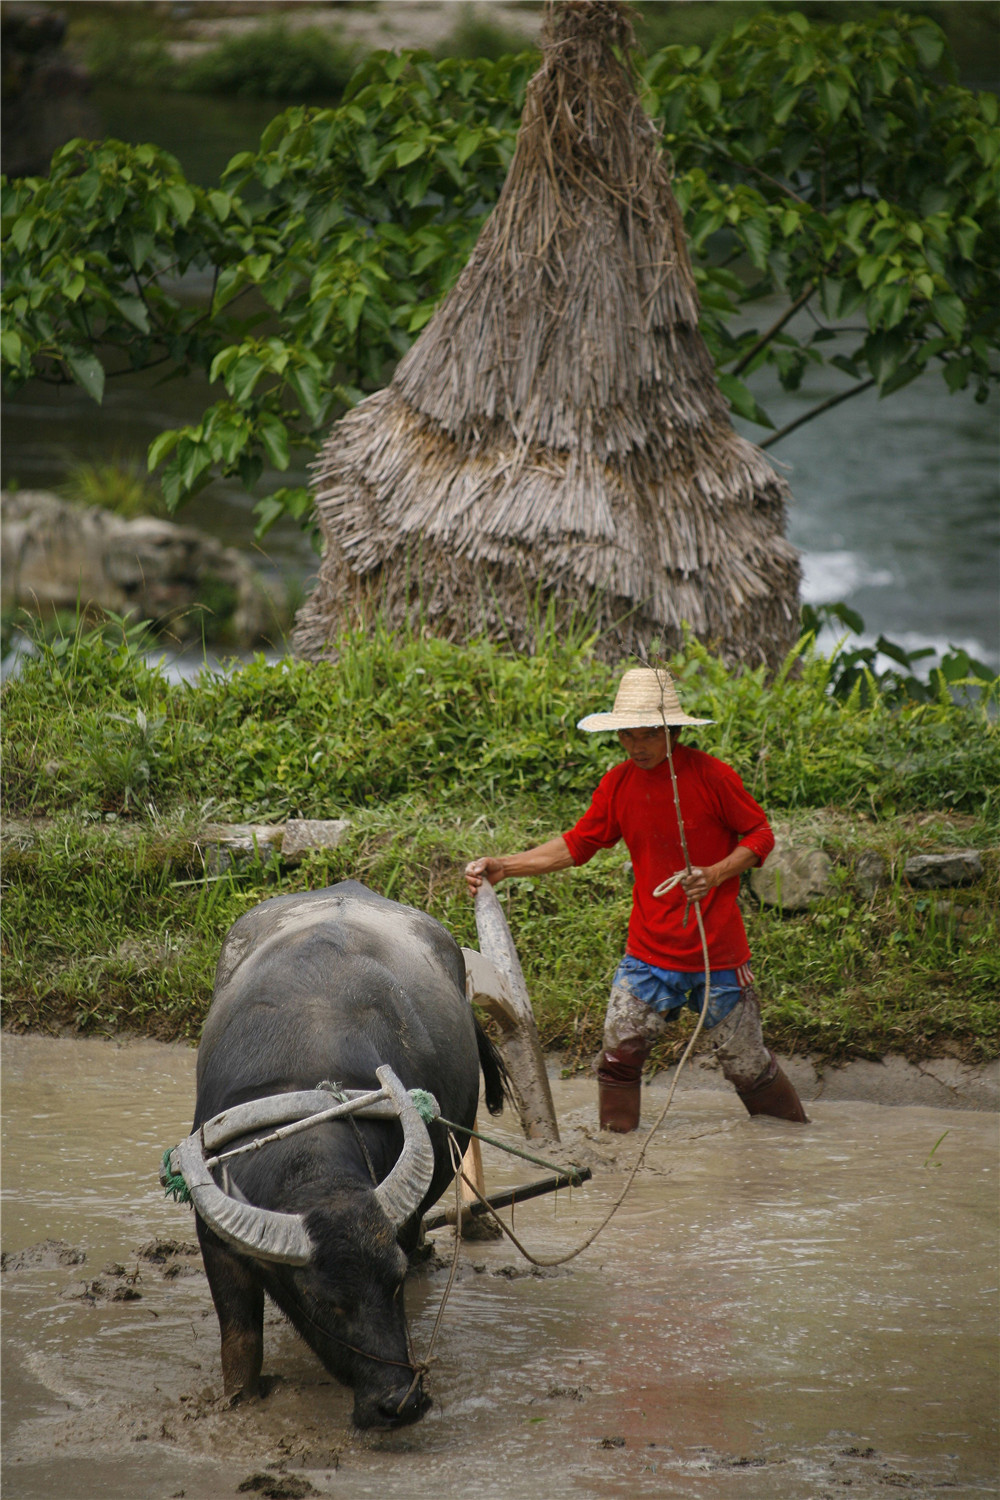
[238,1473,319,1498]
[1,1238,86,1271]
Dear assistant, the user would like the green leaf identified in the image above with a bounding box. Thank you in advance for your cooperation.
[147,429,180,472]
[943,354,972,392]
[252,493,286,540]
[454,128,483,166]
[831,353,862,379]
[212,265,245,314]
[954,219,980,260]
[253,485,312,541]
[740,215,771,270]
[878,281,911,329]
[208,190,232,222]
[819,276,843,319]
[698,78,721,112]
[717,373,774,427]
[864,329,907,385]
[0,329,24,366]
[165,184,196,226]
[910,24,944,70]
[772,87,802,127]
[880,358,922,396]
[931,292,966,339]
[229,353,264,405]
[288,363,322,422]
[10,214,34,253]
[341,288,368,335]
[258,416,290,471]
[395,139,426,169]
[818,76,851,122]
[857,255,882,291]
[123,228,155,270]
[65,351,105,404]
[209,346,240,384]
[112,294,150,333]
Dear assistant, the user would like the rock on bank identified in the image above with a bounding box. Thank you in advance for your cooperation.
[1,490,282,646]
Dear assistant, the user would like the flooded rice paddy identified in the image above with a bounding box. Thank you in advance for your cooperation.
[2,1034,997,1500]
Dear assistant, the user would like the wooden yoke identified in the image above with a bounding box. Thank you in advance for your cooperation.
[461,880,560,1144]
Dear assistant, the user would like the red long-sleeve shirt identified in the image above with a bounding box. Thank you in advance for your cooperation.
[562,744,774,971]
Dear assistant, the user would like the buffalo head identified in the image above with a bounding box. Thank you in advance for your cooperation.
[176,1068,436,1427]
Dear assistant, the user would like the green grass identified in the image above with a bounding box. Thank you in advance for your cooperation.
[60,456,167,519]
[2,617,998,1063]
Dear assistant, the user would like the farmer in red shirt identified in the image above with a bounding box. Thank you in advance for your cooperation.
[465,667,808,1132]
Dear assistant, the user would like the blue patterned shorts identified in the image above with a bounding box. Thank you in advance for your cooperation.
[610,954,754,1033]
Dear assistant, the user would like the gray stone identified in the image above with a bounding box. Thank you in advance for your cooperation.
[932,900,977,927]
[197,823,284,875]
[904,850,983,888]
[280,819,351,861]
[748,846,833,910]
[854,849,888,897]
[1,490,282,646]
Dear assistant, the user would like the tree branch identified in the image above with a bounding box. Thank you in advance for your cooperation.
[759,376,877,449]
[730,282,815,376]
[698,140,812,207]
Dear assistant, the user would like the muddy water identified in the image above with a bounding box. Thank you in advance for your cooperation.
[2,1036,997,1500]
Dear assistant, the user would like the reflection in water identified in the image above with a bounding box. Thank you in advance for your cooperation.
[1,1035,997,1500]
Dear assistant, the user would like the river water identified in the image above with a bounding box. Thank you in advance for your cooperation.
[2,1034,997,1500]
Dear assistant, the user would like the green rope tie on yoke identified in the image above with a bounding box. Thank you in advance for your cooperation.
[408,1089,439,1125]
[161,1147,191,1205]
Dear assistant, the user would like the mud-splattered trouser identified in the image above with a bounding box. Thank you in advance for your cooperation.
[597,955,808,1131]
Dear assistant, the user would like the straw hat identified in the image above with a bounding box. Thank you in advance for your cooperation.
[577,667,714,731]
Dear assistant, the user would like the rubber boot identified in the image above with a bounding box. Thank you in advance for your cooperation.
[596,1038,649,1133]
[737,1057,810,1123]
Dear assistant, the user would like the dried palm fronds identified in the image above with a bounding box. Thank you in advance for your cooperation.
[294,0,801,667]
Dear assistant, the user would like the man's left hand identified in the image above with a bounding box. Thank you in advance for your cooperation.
[677,865,716,901]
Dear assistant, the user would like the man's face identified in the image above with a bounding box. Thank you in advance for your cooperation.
[617,726,674,769]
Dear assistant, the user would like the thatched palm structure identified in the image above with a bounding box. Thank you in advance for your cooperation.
[294,0,800,666]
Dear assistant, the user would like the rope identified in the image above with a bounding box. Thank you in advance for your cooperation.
[161,1148,191,1204]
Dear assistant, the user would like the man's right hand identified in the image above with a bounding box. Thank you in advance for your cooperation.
[464,857,505,897]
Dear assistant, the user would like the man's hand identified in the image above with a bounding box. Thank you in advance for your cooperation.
[464,837,574,897]
[674,847,760,902]
[465,857,506,896]
[678,865,716,902]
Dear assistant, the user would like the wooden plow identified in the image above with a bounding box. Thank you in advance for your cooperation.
[428,881,587,1237]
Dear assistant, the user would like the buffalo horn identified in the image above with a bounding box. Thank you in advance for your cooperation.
[371,1065,437,1230]
[172,1132,315,1266]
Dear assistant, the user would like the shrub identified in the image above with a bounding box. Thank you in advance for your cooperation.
[3,613,998,827]
[60,456,166,519]
[177,23,357,102]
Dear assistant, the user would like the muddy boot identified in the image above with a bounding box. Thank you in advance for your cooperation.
[596,1038,649,1133]
[737,1057,810,1123]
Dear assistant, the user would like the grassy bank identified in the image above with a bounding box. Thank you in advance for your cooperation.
[2,620,998,1066]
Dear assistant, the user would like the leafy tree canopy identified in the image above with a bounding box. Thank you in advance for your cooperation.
[2,10,996,538]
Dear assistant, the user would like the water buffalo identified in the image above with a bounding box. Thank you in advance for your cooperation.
[180,881,506,1429]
